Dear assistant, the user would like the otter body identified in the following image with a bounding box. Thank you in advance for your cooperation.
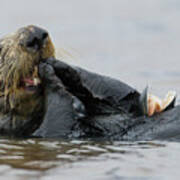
[31,58,180,141]
[0,25,180,141]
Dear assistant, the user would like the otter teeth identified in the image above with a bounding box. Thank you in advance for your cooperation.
[33,78,41,86]
[24,78,41,86]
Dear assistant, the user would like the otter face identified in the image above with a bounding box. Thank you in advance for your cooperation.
[0,25,55,94]
[0,25,55,134]
[0,25,55,96]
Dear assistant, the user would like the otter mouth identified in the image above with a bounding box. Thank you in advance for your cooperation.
[22,77,41,92]
[20,66,41,92]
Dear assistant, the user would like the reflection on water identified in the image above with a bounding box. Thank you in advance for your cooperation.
[1,0,180,179]
[0,138,171,180]
[0,138,180,180]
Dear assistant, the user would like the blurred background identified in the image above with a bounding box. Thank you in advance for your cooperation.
[1,0,180,98]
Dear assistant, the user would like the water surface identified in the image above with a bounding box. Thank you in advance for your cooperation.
[0,139,178,180]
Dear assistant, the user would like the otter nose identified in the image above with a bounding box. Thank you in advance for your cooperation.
[26,28,48,50]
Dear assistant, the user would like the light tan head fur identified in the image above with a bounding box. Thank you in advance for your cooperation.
[0,25,55,111]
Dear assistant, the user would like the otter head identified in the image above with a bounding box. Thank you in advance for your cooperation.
[0,25,55,135]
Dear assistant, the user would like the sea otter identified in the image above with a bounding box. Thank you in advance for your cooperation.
[0,25,55,136]
[0,25,179,141]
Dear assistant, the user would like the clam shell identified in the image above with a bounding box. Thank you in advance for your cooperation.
[162,91,176,111]
[139,86,148,115]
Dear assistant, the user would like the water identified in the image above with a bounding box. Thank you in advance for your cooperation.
[0,0,180,179]
[0,139,178,180]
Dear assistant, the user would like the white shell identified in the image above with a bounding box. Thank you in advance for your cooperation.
[162,91,176,110]
[147,91,176,116]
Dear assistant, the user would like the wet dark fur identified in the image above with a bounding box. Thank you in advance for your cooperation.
[33,58,180,141]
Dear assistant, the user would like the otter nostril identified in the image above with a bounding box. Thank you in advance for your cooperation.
[27,32,48,49]
[42,32,48,40]
[26,37,39,49]
[25,28,49,51]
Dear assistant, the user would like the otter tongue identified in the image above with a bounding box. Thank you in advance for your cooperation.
[24,78,34,86]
